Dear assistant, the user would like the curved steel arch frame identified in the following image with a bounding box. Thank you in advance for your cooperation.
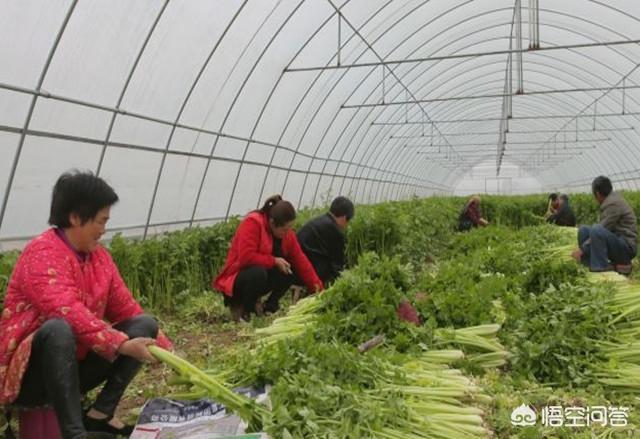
[372,57,640,196]
[290,6,640,206]
[285,2,504,207]
[0,0,78,233]
[358,55,640,194]
[336,12,640,198]
[324,3,636,193]
[3,1,640,238]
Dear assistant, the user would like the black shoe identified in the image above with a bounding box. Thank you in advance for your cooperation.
[263,302,280,314]
[84,413,135,438]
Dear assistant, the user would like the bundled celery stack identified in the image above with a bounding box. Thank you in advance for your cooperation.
[586,271,640,393]
[152,338,494,438]
[411,224,640,436]
[544,227,640,393]
[261,253,507,353]
[253,293,320,344]
[433,325,510,369]
[252,338,493,438]
[258,303,510,370]
[152,254,504,438]
[150,225,640,437]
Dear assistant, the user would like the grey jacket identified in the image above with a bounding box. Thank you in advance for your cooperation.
[599,191,638,251]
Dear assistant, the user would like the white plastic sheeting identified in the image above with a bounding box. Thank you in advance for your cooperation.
[1,0,640,242]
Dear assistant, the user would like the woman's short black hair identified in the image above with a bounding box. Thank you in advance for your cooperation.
[548,193,558,201]
[330,196,355,221]
[592,175,613,198]
[48,171,119,228]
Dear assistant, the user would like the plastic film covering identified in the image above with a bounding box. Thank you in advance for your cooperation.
[1,0,639,242]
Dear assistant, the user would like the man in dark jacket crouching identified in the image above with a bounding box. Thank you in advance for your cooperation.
[297,196,354,286]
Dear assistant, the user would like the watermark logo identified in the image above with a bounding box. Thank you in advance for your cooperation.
[511,404,630,428]
[511,404,537,427]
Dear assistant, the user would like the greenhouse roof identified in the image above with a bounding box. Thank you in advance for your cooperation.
[1,0,640,243]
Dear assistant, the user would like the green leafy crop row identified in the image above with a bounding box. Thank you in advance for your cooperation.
[4,191,640,313]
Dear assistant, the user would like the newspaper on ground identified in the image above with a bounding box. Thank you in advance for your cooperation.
[130,386,269,439]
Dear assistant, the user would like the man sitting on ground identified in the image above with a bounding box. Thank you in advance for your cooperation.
[572,176,637,274]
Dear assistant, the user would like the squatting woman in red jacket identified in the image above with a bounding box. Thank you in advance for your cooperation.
[214,195,323,321]
[0,171,172,439]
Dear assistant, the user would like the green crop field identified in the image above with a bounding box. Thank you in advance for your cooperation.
[3,193,640,438]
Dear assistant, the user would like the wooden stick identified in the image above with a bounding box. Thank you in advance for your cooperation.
[358,335,385,353]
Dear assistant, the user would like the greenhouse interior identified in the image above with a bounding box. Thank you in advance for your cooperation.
[1,1,640,438]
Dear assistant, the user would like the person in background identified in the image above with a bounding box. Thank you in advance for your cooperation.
[213,195,323,321]
[297,196,354,287]
[547,193,576,227]
[572,176,637,274]
[458,195,489,231]
[544,193,560,220]
[0,171,172,439]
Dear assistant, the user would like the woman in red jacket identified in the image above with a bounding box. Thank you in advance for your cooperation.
[214,195,323,320]
[0,171,172,439]
[458,195,489,231]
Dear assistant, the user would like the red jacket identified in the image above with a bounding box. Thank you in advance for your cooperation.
[0,229,172,404]
[213,212,323,296]
[464,201,482,226]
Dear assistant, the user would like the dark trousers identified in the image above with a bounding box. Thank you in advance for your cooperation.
[229,265,295,314]
[15,315,158,439]
[578,224,636,270]
[313,264,336,287]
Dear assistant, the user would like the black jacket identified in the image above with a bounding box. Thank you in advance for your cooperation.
[297,213,345,285]
[547,203,576,227]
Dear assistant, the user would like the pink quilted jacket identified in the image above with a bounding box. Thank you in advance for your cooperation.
[0,229,171,404]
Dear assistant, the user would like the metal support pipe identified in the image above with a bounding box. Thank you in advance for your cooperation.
[0,1,78,233]
[372,111,640,124]
[403,139,608,147]
[284,39,640,72]
[337,9,341,66]
[258,0,375,206]
[382,65,386,104]
[416,146,596,152]
[528,0,533,49]
[418,150,586,156]
[0,81,423,183]
[390,127,633,138]
[534,0,540,48]
[515,0,524,94]
[0,123,430,187]
[507,53,513,117]
[310,6,640,199]
[96,1,169,176]
[503,63,640,165]
[322,0,464,166]
[301,1,453,207]
[528,0,540,49]
[498,3,519,175]
[144,1,248,239]
[342,85,640,108]
[622,77,627,114]
[0,80,362,162]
